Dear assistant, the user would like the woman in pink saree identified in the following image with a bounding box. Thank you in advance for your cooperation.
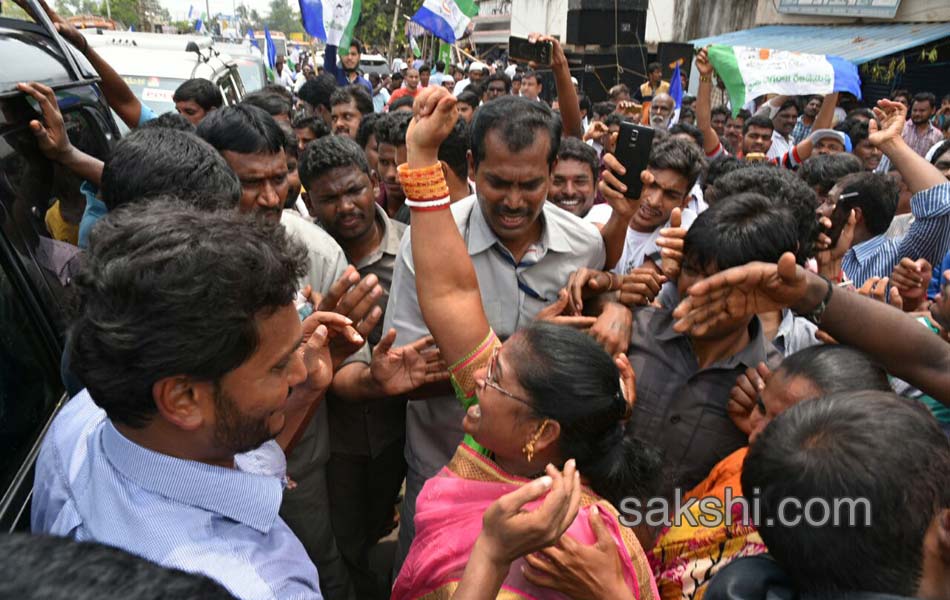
[390,86,661,600]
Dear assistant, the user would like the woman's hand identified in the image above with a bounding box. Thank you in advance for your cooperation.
[407,86,458,168]
[523,504,633,600]
[474,461,583,567]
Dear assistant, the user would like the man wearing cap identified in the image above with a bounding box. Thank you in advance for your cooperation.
[811,129,851,156]
[453,61,488,96]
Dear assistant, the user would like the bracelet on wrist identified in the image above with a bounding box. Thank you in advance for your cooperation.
[699,75,711,83]
[397,162,450,202]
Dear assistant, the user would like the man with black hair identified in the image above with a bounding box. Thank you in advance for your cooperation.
[299,74,340,127]
[635,61,669,103]
[173,78,224,126]
[356,112,382,171]
[388,94,415,113]
[484,72,511,102]
[33,204,325,599]
[624,192,798,489]
[837,118,883,171]
[549,136,598,218]
[293,115,331,152]
[323,40,373,95]
[139,112,196,132]
[418,63,431,87]
[511,72,522,96]
[710,105,730,137]
[298,135,411,598]
[730,391,950,600]
[0,534,236,600]
[242,90,293,124]
[723,108,750,153]
[456,89,480,123]
[430,60,447,86]
[388,68,421,107]
[798,152,863,206]
[791,95,822,144]
[387,94,607,570]
[817,100,950,284]
[374,111,413,223]
[277,121,303,213]
[903,91,942,156]
[762,97,800,159]
[521,71,543,103]
[578,92,592,129]
[330,85,373,139]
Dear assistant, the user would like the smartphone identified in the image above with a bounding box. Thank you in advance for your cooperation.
[615,122,655,199]
[508,36,552,66]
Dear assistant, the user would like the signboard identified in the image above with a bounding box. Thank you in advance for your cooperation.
[777,0,902,19]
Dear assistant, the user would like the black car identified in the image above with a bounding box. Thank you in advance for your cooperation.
[0,0,118,531]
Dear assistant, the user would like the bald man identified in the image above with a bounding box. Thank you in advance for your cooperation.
[387,68,420,106]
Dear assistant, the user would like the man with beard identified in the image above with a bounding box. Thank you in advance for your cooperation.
[330,85,373,139]
[32,204,325,599]
[374,111,413,223]
[902,92,943,157]
[649,92,675,131]
[299,136,414,597]
[723,108,750,154]
[386,95,612,572]
[323,40,373,95]
[548,136,598,217]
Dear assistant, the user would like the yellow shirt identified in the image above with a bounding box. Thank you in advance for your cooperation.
[45,200,79,246]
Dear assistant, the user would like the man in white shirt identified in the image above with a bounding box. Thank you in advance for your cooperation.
[275,55,295,91]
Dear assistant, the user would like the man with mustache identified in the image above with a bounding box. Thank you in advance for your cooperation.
[650,93,675,131]
[548,137,599,218]
[385,95,609,572]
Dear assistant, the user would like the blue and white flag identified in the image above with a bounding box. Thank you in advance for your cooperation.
[669,60,683,109]
[298,0,361,56]
[264,26,277,68]
[194,16,204,33]
[410,0,478,44]
[247,27,260,50]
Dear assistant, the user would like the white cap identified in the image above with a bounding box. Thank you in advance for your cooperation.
[468,61,487,73]
[504,63,517,77]
[392,58,407,71]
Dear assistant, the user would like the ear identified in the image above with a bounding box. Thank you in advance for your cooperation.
[532,419,561,455]
[853,206,865,225]
[152,376,211,432]
[369,170,381,197]
[466,149,475,180]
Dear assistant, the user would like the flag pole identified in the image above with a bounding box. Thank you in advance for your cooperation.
[387,0,401,68]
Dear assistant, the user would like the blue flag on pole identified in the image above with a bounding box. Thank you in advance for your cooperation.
[194,17,203,33]
[298,0,326,40]
[187,4,193,19]
[247,27,260,50]
[669,60,683,109]
[264,26,277,69]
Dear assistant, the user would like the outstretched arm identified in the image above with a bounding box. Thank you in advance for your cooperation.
[672,252,950,406]
[870,100,946,194]
[35,0,147,129]
[405,87,490,365]
[529,33,581,139]
[695,47,722,157]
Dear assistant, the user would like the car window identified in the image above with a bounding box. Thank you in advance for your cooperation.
[0,92,110,335]
[0,250,65,518]
[217,68,242,105]
[234,58,265,93]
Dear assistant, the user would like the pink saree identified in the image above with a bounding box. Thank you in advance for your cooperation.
[392,443,660,600]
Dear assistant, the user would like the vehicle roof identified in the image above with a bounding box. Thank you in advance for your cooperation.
[92,45,236,79]
[0,24,74,93]
[81,29,212,52]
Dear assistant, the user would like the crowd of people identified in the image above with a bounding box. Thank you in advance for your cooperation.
[9,2,950,599]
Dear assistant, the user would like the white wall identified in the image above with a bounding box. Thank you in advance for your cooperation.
[510,0,569,41]
[645,0,676,43]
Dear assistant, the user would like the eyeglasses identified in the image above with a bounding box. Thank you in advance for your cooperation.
[481,346,531,406]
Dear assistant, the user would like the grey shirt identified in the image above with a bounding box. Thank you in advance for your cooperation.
[324,205,409,457]
[383,194,606,479]
[625,306,777,490]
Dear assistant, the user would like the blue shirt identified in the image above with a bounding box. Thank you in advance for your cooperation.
[322,45,373,95]
[32,390,322,600]
[842,183,950,285]
[927,249,950,299]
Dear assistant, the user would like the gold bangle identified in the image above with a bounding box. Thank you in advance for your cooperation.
[397,162,450,201]
[699,75,711,83]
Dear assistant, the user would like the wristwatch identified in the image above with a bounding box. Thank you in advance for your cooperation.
[801,276,834,326]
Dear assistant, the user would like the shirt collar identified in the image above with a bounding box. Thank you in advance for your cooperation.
[101,421,284,534]
[849,235,888,264]
[654,309,770,369]
[355,204,404,269]
[465,195,573,257]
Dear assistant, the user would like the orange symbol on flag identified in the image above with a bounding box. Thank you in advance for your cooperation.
[759,48,771,60]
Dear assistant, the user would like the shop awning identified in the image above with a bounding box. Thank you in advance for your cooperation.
[690,23,950,64]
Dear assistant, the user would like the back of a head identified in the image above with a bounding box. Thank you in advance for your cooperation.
[293,114,331,140]
[0,533,235,600]
[798,153,864,194]
[139,111,196,132]
[298,134,370,187]
[471,95,561,170]
[356,112,382,148]
[510,322,663,508]
[648,137,705,189]
[439,118,470,181]
[197,103,284,156]
[101,128,240,211]
[389,94,416,113]
[172,78,224,111]
[668,122,704,149]
[742,391,950,598]
[298,73,338,110]
[836,171,899,236]
[684,192,798,273]
[593,101,615,119]
[241,90,292,119]
[375,110,413,148]
[330,85,374,115]
[712,165,819,263]
[778,345,890,396]
[71,202,307,428]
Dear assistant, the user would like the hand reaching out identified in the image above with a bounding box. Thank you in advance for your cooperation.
[15,82,73,163]
[890,257,931,311]
[857,276,903,310]
[655,208,686,280]
[370,330,449,395]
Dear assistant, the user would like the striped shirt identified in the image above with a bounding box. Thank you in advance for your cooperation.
[32,390,322,600]
[842,183,950,285]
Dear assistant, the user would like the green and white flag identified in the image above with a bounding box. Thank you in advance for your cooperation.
[324,0,362,57]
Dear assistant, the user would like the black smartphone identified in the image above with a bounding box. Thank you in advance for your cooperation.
[615,122,655,199]
[508,36,552,66]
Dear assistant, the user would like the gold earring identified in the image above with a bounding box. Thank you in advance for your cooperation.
[521,419,550,463]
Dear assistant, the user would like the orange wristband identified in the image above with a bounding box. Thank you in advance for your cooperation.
[398,162,450,201]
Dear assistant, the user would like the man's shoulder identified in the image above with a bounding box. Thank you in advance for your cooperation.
[44,390,106,459]
[280,210,346,258]
[541,201,603,254]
